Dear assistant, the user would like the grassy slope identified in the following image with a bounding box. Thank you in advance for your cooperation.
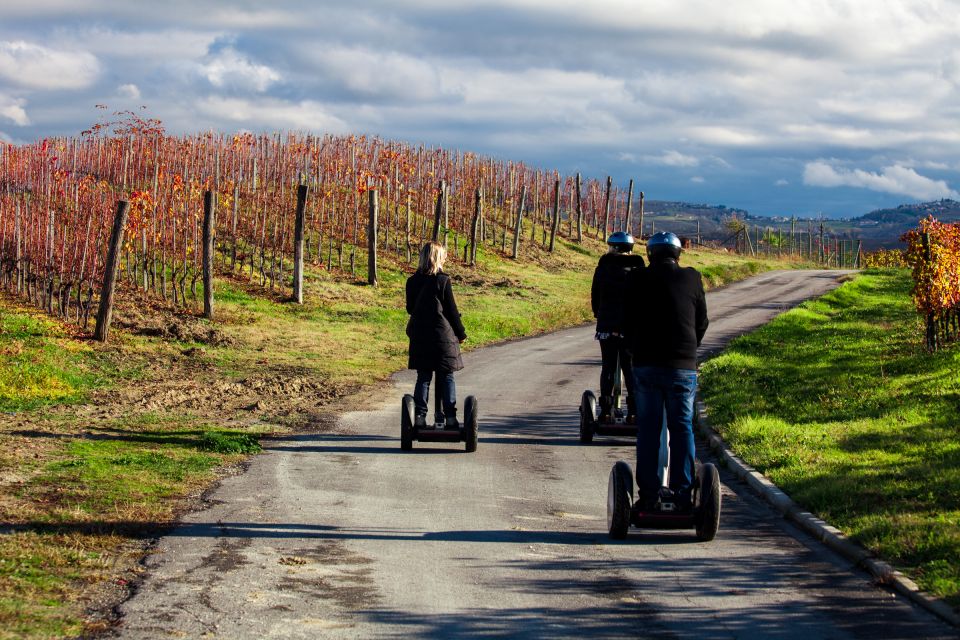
[699,269,960,608]
[0,235,791,639]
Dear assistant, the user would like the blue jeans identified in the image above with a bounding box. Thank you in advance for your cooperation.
[414,370,457,419]
[632,366,698,506]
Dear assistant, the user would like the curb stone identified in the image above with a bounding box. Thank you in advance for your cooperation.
[694,398,960,629]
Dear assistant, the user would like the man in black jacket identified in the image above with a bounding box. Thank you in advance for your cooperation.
[629,232,708,512]
[591,231,645,422]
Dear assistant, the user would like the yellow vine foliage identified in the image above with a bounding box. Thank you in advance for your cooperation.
[901,216,960,317]
[862,248,907,268]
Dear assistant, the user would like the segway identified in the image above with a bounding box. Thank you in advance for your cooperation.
[580,351,634,443]
[400,372,478,452]
[606,431,721,542]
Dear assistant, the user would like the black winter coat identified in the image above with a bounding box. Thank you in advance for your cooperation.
[628,260,708,371]
[406,271,467,372]
[591,253,645,334]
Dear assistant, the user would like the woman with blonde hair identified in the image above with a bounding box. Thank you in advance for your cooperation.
[406,241,467,427]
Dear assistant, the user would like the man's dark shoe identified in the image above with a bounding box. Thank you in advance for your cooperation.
[637,490,660,513]
[444,409,459,430]
[598,396,613,423]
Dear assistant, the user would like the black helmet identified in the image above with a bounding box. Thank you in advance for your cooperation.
[606,231,635,253]
[647,231,681,262]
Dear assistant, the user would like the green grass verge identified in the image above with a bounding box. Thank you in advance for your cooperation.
[0,310,106,413]
[699,268,960,608]
[0,411,264,639]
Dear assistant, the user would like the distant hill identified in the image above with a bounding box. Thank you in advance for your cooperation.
[634,199,960,250]
[824,199,959,249]
[860,199,960,224]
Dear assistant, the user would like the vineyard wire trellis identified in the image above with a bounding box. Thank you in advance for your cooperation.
[0,114,632,338]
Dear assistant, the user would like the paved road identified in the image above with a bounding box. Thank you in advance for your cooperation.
[116,269,955,639]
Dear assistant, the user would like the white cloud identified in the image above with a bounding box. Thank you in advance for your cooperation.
[943,51,960,85]
[0,40,99,90]
[894,158,951,171]
[203,48,280,92]
[646,150,699,167]
[690,176,705,183]
[117,83,140,100]
[688,126,766,147]
[57,27,218,60]
[775,179,788,186]
[312,46,443,101]
[196,96,348,133]
[0,1,958,216]
[803,161,959,200]
[0,95,29,126]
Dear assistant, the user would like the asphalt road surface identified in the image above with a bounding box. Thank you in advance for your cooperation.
[116,269,956,639]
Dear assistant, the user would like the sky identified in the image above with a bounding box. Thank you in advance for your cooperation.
[0,0,958,219]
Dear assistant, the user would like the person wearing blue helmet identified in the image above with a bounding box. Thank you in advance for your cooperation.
[591,231,645,423]
[628,231,708,512]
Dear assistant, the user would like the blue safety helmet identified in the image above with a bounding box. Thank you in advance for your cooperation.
[646,231,682,262]
[606,231,635,253]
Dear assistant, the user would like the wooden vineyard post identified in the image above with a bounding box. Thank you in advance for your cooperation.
[14,201,22,294]
[601,176,612,239]
[575,173,583,243]
[292,183,309,303]
[470,187,482,266]
[819,223,825,265]
[442,181,449,248]
[790,217,796,257]
[922,232,936,351]
[511,184,527,259]
[94,200,130,342]
[432,180,445,242]
[202,190,216,319]
[230,184,240,270]
[405,192,412,263]
[624,179,634,234]
[638,192,645,239]
[548,178,560,252]
[368,189,379,286]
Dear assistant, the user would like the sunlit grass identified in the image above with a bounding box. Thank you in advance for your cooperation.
[700,268,960,607]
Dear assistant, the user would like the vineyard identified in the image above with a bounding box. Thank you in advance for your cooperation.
[0,111,646,340]
[862,248,907,268]
[902,217,960,350]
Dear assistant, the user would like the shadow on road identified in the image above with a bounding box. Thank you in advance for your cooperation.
[0,519,703,546]
[356,552,942,639]
[261,403,632,451]
[263,432,470,455]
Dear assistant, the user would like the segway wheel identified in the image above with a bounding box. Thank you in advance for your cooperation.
[401,394,415,451]
[695,462,721,541]
[607,461,633,539]
[464,395,479,453]
[580,390,597,444]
